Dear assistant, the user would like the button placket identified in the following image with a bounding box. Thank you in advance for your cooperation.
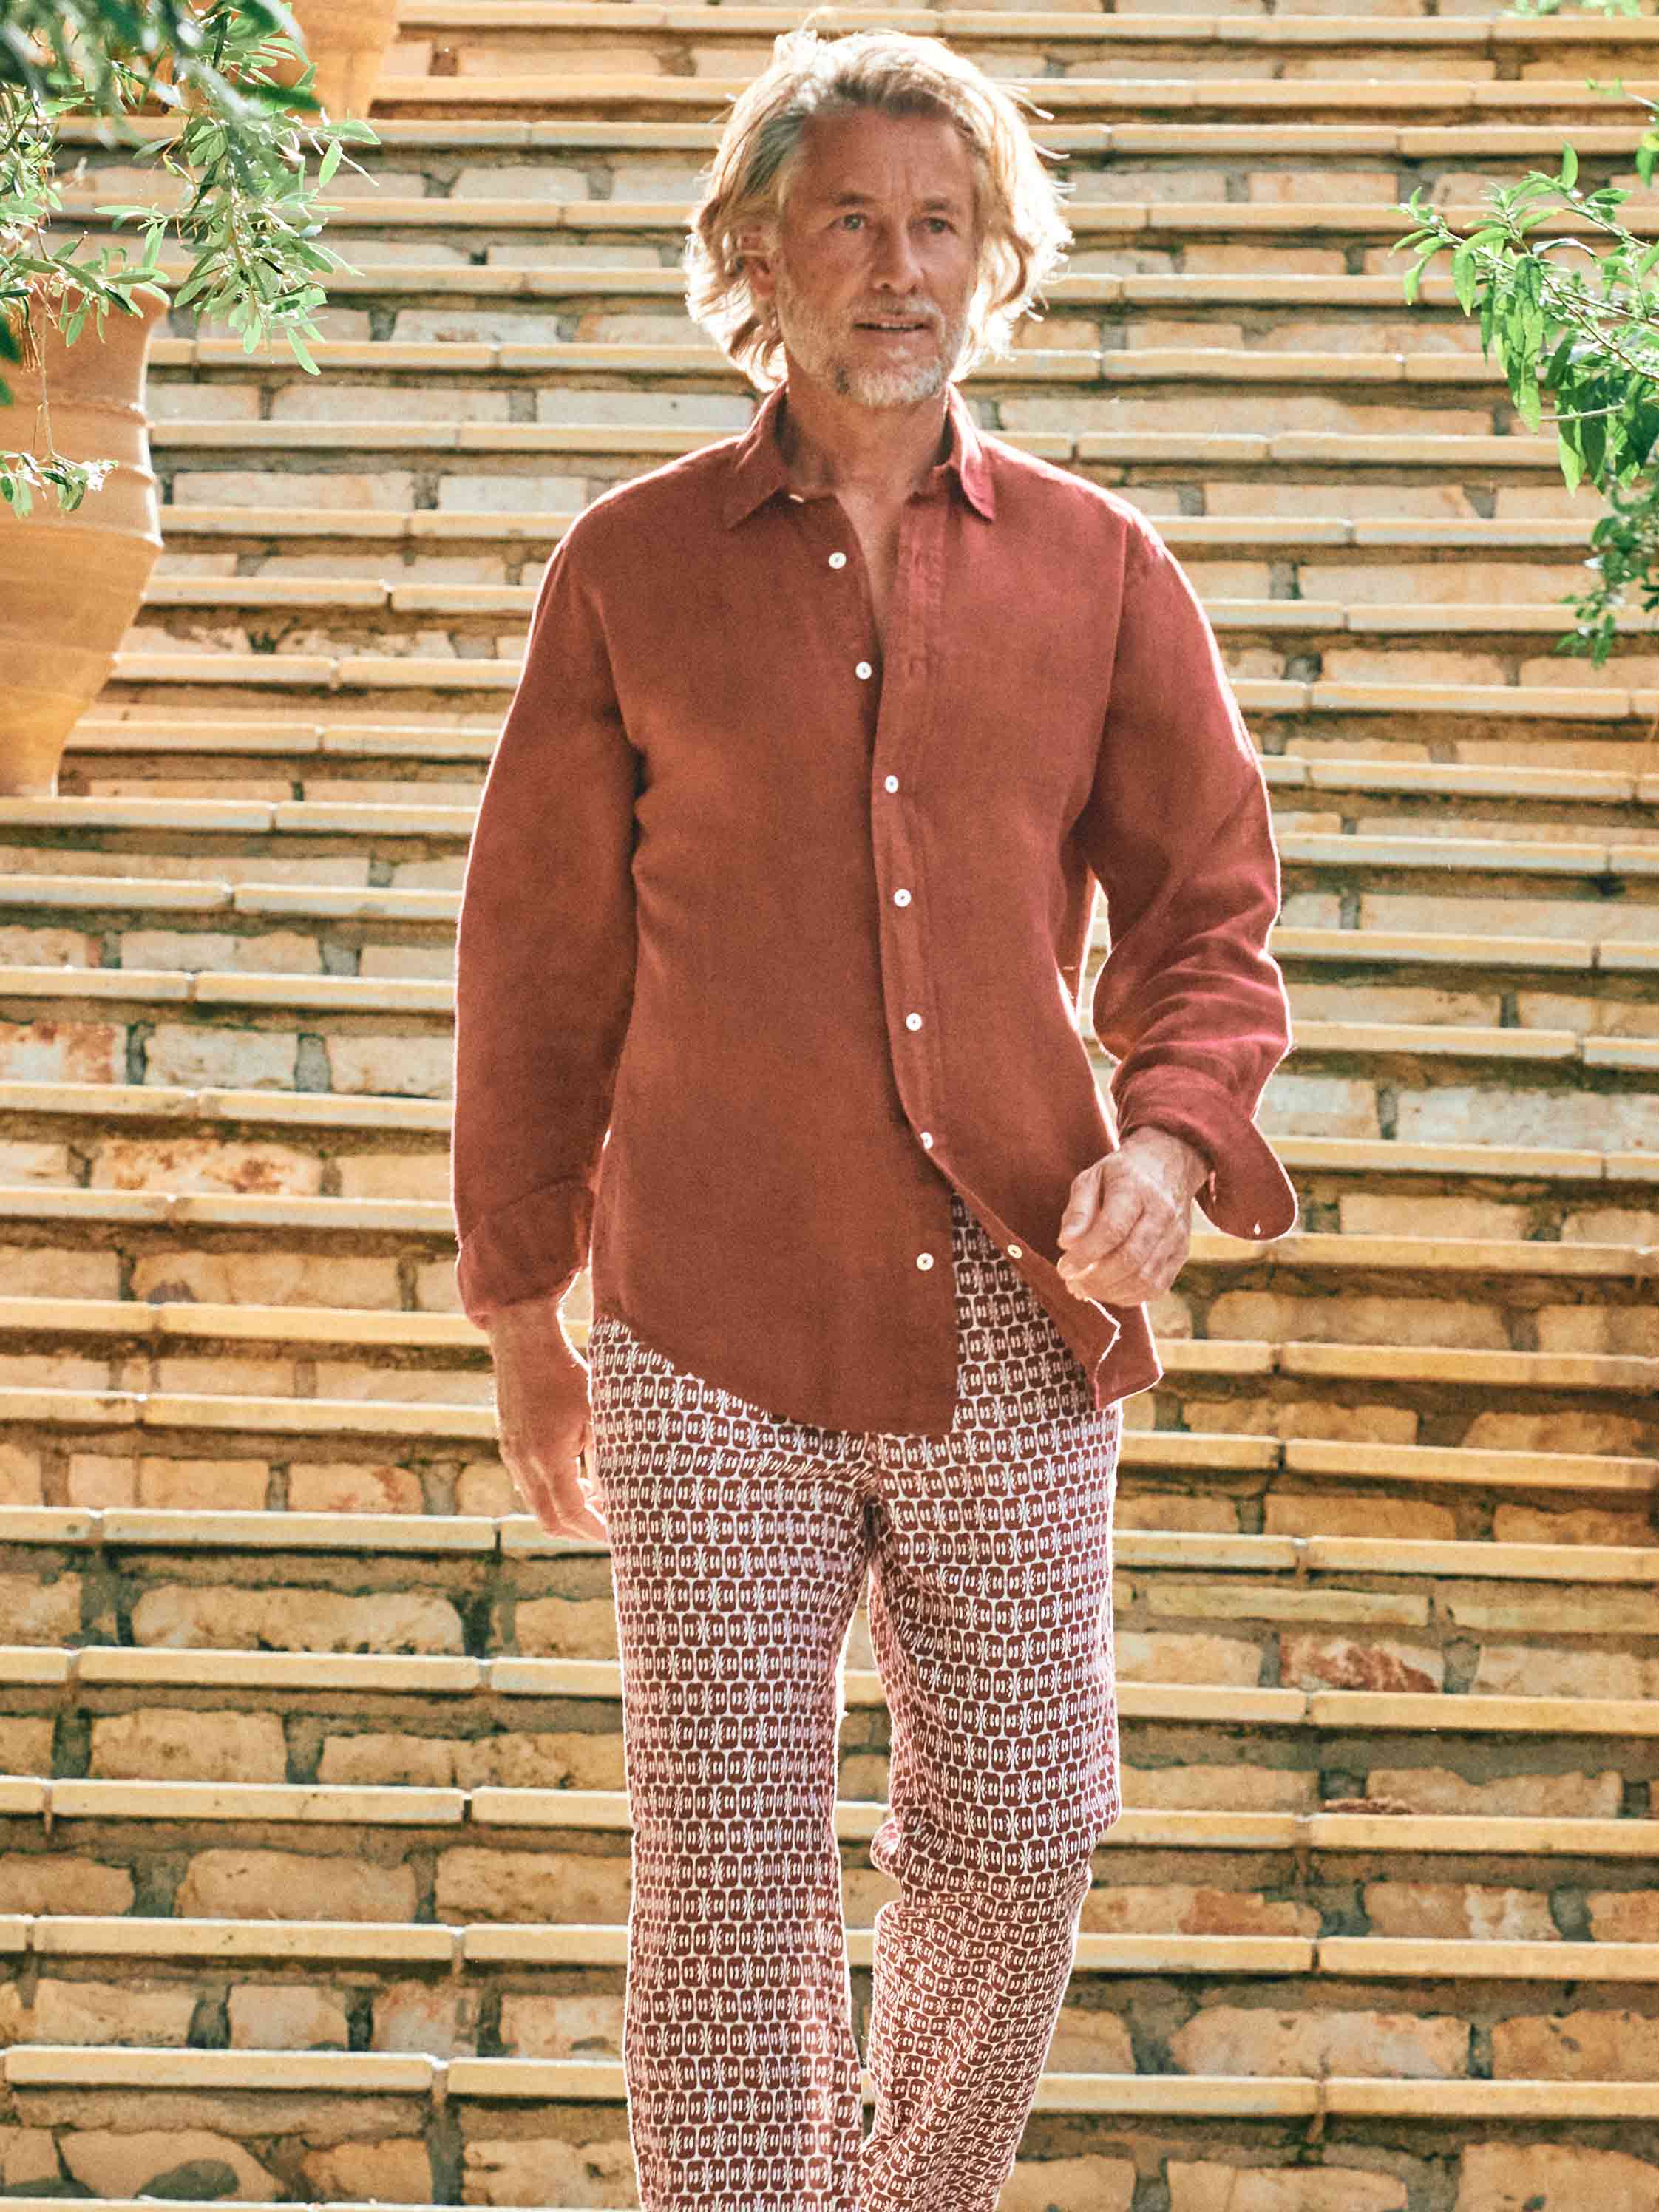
[867,495,949,1210]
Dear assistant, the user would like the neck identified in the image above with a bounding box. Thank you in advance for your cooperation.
[777,378,952,504]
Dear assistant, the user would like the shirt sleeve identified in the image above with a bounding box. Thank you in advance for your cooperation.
[1073,510,1300,1243]
[451,520,640,1323]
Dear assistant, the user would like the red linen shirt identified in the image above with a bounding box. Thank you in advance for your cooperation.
[451,376,1300,1436]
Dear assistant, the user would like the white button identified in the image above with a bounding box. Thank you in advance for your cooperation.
[884,774,899,793]
[916,1252,934,1271]
[829,552,847,569]
[892,888,911,907]
[855,661,873,680]
[905,1012,923,1031]
[1008,1243,1022,1259]
[920,1130,934,1148]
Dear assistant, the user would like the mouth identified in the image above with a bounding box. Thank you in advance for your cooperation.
[857,320,931,334]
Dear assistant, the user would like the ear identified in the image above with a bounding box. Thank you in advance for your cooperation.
[737,227,778,308]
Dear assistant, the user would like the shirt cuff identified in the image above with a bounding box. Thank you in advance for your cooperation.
[1116,1071,1299,1243]
[455,1175,594,1326]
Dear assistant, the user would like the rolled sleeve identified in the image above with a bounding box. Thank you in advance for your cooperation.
[1074,513,1299,1244]
[451,520,640,1323]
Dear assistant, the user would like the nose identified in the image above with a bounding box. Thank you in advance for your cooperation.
[869,217,926,296]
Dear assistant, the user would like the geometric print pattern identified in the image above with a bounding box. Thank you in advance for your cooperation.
[585,1188,1126,2212]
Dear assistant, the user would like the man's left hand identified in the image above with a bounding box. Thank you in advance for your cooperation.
[1055,1128,1210,1306]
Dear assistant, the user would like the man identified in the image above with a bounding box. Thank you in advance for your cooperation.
[451,18,1297,2211]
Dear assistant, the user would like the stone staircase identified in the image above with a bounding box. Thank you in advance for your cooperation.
[1,3,1657,2207]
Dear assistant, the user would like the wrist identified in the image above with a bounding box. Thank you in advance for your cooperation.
[482,1289,571,1337]
[1120,1124,1211,1201]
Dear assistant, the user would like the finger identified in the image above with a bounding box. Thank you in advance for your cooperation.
[1059,1183,1150,1277]
[1058,1161,1102,1244]
[1066,1206,1185,1289]
[1072,1218,1189,1303]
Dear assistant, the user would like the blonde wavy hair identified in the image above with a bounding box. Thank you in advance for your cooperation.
[683,10,1075,392]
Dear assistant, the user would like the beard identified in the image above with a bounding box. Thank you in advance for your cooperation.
[771,258,971,407]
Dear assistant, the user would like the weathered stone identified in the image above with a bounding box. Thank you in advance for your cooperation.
[174,1850,418,1923]
[129,1584,465,1655]
[89,1709,286,1782]
[1492,2009,1659,2082]
[1170,2004,1468,2078]
[1455,2142,1659,2211]
[1280,1633,1444,1694]
[1169,2165,1406,2212]
[1363,1884,1558,1941]
[435,1847,630,1925]
[226,1981,350,2049]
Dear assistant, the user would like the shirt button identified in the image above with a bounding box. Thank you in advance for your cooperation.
[829,552,847,569]
[855,661,873,680]
[884,774,899,793]
[919,1130,934,1148]
[905,1012,923,1031]
[892,888,911,906]
[1008,1243,1023,1259]
[916,1252,934,1271]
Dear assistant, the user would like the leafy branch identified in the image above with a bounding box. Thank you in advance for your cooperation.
[1390,72,1659,668]
[0,0,376,516]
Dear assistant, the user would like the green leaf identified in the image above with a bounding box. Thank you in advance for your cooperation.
[1561,141,1578,189]
[1451,241,1478,314]
[1558,421,1584,495]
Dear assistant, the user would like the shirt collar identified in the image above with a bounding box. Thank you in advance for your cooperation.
[719,376,997,529]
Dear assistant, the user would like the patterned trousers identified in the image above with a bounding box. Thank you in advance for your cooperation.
[585,1189,1125,2212]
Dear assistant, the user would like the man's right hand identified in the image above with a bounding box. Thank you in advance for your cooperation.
[486,1295,610,1546]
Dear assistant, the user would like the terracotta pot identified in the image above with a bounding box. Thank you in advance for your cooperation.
[0,276,168,795]
[145,0,400,121]
[267,0,401,118]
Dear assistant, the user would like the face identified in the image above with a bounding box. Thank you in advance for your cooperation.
[746,105,982,409]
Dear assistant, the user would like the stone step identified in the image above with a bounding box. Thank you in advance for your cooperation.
[0,1075,1646,1201]
[6,1669,1659,1828]
[4,907,1658,1056]
[115,562,1659,658]
[114,510,1659,637]
[54,188,1659,267]
[370,0,1659,77]
[7,1508,1659,1714]
[3,1920,1659,2159]
[0,1337,1648,1500]
[13,946,1659,1075]
[0,960,1655,1161]
[138,410,1626,489]
[47,733,1659,839]
[0,1301,1655,1520]
[106,291,1635,392]
[6,1745,1659,1916]
[315,68,1659,128]
[0,1045,1646,1289]
[0,796,1651,900]
[57,109,1659,243]
[67,671,1659,789]
[1,2057,1656,2196]
[279,283,1601,360]
[4,953,1658,1078]
[5,1913,1659,1993]
[59,107,1659,156]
